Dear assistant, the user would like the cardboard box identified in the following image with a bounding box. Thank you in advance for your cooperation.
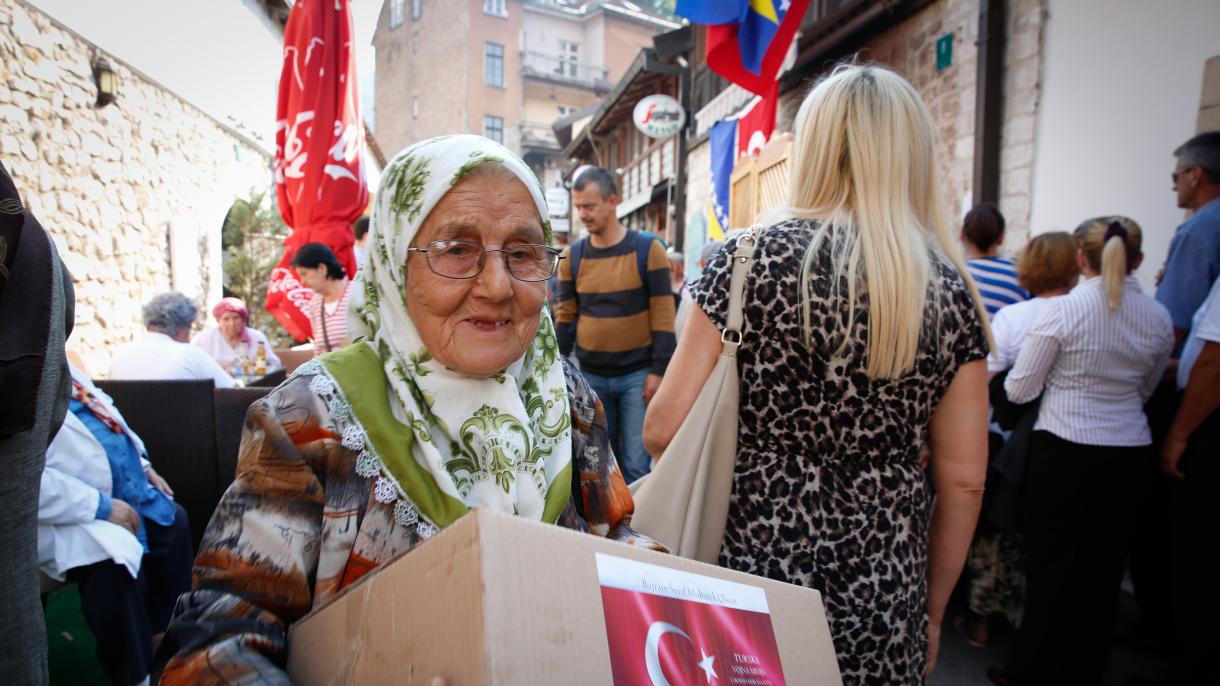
[287,509,841,685]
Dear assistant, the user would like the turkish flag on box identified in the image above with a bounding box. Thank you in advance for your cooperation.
[598,553,787,686]
[267,0,368,341]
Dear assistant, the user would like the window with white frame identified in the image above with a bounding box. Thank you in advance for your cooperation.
[390,0,405,28]
[484,42,504,87]
[411,0,421,20]
[483,116,504,144]
[556,40,579,78]
[483,0,507,17]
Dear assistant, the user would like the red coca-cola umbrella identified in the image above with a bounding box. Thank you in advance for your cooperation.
[267,0,367,341]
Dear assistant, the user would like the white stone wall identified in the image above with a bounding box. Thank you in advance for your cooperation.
[0,0,273,376]
[774,0,1046,250]
[997,0,1046,249]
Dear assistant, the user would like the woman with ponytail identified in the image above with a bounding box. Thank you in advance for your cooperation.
[644,64,992,683]
[1001,216,1174,684]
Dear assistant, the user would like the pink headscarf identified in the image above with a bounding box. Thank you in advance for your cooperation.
[212,297,252,343]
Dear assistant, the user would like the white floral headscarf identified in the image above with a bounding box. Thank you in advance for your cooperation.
[348,135,570,521]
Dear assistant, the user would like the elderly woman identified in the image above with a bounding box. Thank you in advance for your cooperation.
[191,297,281,377]
[157,136,658,684]
[110,293,235,388]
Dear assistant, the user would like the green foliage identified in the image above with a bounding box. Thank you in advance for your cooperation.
[221,188,293,347]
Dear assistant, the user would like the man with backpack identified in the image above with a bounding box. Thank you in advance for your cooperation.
[556,167,675,483]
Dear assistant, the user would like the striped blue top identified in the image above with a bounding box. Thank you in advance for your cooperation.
[966,256,1029,318]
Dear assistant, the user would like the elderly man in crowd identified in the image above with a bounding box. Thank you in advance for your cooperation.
[40,362,193,686]
[1158,131,1220,342]
[110,292,235,387]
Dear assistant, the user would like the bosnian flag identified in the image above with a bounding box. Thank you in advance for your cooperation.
[676,0,812,97]
[708,119,736,241]
[597,553,787,686]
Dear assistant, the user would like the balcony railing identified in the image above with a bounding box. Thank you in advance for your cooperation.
[519,120,560,150]
[521,51,610,89]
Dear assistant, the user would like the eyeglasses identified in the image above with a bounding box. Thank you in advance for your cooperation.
[1172,166,1196,184]
[406,240,564,282]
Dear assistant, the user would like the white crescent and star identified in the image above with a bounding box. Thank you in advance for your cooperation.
[644,621,718,685]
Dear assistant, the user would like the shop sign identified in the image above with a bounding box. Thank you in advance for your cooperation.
[545,187,569,216]
[633,94,685,139]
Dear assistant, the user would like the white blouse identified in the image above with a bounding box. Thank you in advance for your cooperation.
[987,296,1054,373]
[192,327,282,376]
[1004,276,1174,447]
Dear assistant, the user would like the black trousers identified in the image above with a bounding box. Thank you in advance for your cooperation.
[1006,432,1143,686]
[67,502,192,686]
[1171,408,1220,686]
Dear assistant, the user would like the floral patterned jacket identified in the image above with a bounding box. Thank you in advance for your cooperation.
[157,356,658,685]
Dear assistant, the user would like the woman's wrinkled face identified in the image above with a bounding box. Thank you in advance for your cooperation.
[405,173,547,378]
[218,311,244,339]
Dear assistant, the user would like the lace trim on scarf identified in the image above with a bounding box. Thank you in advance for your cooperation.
[296,359,440,540]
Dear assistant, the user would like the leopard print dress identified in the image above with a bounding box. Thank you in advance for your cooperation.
[690,220,988,685]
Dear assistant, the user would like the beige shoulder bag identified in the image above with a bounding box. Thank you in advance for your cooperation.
[629,227,758,563]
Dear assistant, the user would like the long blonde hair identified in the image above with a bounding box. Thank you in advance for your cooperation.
[780,64,990,379]
[1073,216,1142,309]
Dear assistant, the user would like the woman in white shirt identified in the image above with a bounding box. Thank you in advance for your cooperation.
[1001,217,1174,684]
[987,232,1080,374]
[192,298,281,377]
[957,231,1079,650]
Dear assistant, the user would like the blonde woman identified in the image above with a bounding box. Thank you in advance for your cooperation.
[1001,217,1173,685]
[644,64,991,684]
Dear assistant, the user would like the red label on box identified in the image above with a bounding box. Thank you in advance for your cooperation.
[596,553,786,686]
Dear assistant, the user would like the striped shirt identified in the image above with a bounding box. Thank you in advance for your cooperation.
[966,256,1029,318]
[555,231,676,377]
[308,279,351,356]
[1005,275,1174,446]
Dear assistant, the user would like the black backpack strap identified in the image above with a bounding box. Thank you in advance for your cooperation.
[635,231,653,286]
[569,237,585,287]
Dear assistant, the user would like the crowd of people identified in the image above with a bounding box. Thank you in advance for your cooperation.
[1,62,1217,686]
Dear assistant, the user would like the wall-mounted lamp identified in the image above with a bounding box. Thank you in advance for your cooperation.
[91,54,117,108]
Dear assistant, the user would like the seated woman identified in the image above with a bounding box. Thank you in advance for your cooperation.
[191,297,281,378]
[157,135,660,684]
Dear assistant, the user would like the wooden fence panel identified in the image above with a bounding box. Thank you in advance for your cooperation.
[728,134,793,230]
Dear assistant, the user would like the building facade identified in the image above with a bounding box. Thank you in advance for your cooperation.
[373,0,677,190]
[0,0,285,375]
[675,0,1218,289]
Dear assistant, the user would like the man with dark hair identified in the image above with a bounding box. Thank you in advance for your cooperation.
[556,166,675,483]
[1158,130,1220,342]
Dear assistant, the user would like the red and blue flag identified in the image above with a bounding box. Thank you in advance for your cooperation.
[676,0,811,96]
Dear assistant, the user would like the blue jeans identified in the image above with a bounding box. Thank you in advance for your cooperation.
[583,368,652,484]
